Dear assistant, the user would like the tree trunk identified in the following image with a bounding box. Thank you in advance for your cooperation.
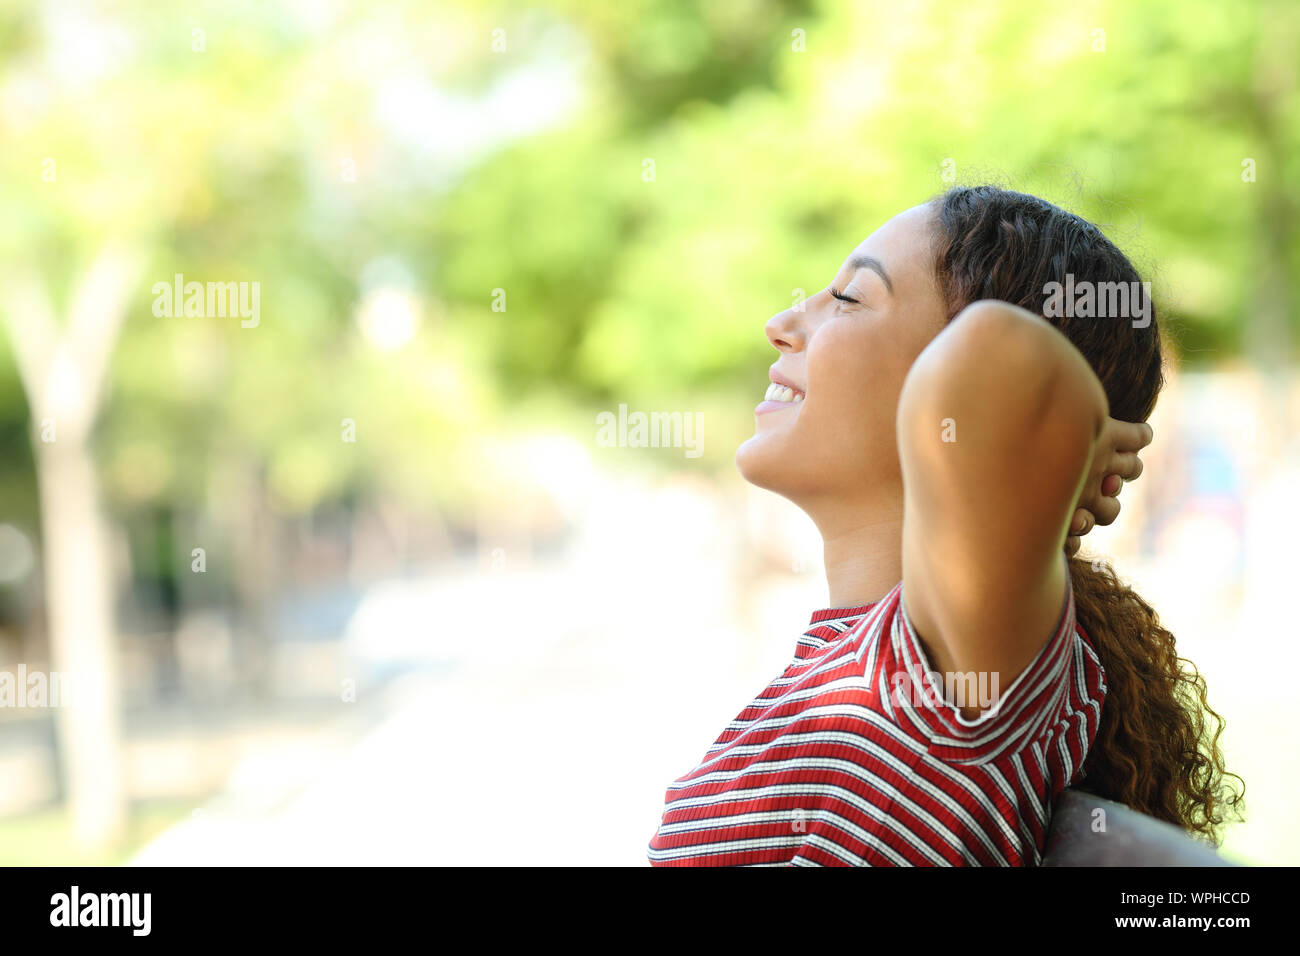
[35,437,126,847]
[1,246,141,851]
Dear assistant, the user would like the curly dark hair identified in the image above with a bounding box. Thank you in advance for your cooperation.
[929,184,1246,846]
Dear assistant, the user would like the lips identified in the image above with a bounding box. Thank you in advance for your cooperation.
[769,367,805,395]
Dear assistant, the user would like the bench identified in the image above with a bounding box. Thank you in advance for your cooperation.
[1040,789,1238,866]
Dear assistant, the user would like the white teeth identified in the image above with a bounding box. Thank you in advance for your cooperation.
[764,382,804,403]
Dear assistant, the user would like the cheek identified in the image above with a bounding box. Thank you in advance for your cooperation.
[798,316,930,492]
[812,318,874,375]
[807,320,897,438]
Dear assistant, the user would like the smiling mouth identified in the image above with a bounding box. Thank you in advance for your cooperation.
[763,382,805,404]
[755,381,805,416]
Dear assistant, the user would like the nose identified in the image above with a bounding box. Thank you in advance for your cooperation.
[764,303,806,353]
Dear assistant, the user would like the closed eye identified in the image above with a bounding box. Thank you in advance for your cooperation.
[829,286,859,304]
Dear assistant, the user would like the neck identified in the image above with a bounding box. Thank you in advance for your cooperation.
[804,495,905,608]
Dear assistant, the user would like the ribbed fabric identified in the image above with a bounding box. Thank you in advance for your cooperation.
[648,567,1107,866]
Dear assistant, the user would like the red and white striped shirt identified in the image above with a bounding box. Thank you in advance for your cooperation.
[648,570,1106,866]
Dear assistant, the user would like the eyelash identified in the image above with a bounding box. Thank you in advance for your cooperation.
[829,287,859,304]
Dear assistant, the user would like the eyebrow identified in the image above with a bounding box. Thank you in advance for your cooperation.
[848,255,894,295]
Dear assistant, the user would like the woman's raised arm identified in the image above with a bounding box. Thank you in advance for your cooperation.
[895,299,1108,714]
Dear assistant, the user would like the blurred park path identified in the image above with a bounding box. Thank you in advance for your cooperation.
[129,469,820,865]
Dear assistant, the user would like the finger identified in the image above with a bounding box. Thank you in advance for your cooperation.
[1065,535,1080,556]
[1101,474,1123,496]
[1111,419,1154,452]
[1069,509,1092,536]
[1107,452,1143,482]
[1090,495,1122,526]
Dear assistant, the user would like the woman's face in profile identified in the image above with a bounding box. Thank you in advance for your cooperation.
[735,202,949,504]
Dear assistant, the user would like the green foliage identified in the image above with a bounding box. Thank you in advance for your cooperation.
[1,0,1296,517]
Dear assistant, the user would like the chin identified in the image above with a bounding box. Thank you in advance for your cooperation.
[734,435,763,485]
[735,433,786,494]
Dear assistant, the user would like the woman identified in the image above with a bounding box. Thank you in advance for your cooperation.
[647,185,1244,866]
